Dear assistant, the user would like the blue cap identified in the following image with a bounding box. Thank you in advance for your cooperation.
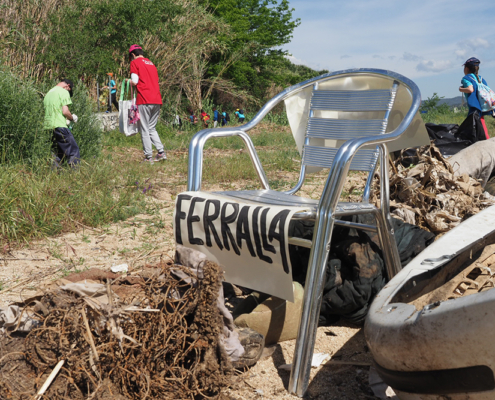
[463,57,481,66]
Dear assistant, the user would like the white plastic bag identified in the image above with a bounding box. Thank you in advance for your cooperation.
[118,80,139,137]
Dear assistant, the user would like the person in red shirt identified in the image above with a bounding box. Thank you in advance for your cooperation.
[200,109,210,128]
[128,44,166,163]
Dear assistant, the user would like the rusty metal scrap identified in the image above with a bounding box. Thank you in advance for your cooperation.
[384,145,495,233]
[411,244,495,310]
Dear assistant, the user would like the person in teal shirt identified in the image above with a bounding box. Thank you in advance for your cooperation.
[221,109,228,126]
[235,108,245,123]
[103,72,119,112]
[43,79,80,167]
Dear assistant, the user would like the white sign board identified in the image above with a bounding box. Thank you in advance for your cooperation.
[174,192,309,302]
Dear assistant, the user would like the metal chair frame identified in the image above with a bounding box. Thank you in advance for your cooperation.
[186,68,421,397]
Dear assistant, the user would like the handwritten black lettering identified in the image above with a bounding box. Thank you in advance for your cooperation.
[221,202,240,255]
[175,195,293,274]
[268,209,291,274]
[204,199,223,249]
[260,208,276,255]
[252,206,273,263]
[187,197,205,245]
[236,205,256,257]
[174,194,192,245]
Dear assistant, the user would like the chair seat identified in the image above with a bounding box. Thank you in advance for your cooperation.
[213,189,377,216]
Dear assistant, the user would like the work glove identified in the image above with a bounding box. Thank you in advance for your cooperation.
[72,114,78,123]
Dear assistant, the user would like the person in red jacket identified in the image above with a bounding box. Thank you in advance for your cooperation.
[128,44,166,163]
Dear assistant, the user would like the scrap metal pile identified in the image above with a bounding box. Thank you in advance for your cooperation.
[385,144,495,233]
[0,261,233,400]
[411,243,495,311]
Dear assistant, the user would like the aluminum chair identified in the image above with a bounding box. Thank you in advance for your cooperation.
[187,68,421,396]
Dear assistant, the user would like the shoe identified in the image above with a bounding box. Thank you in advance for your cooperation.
[154,152,167,161]
[143,157,154,164]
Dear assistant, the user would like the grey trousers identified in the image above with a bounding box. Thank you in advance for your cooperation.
[138,104,165,158]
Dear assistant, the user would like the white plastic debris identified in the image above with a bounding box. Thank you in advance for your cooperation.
[278,363,292,371]
[111,263,129,273]
[277,353,331,371]
[311,352,330,367]
[369,365,399,399]
[254,389,264,396]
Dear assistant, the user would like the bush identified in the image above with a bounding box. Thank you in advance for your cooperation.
[0,67,49,163]
[69,82,103,159]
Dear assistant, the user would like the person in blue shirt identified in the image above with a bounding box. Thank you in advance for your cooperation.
[235,108,245,123]
[213,107,220,128]
[188,109,197,124]
[459,57,491,139]
[221,109,228,126]
[103,72,119,112]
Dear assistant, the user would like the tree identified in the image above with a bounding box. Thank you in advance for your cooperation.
[203,0,301,101]
[420,93,450,114]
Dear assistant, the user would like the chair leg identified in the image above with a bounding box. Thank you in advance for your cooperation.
[288,214,335,397]
[374,209,402,280]
[376,144,402,280]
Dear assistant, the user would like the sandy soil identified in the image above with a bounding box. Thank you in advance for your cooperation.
[225,324,376,400]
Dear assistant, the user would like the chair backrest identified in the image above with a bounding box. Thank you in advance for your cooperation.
[285,72,402,196]
[186,69,422,194]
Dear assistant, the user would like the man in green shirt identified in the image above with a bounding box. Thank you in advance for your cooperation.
[43,79,80,167]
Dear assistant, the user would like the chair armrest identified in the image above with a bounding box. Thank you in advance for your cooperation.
[187,128,270,191]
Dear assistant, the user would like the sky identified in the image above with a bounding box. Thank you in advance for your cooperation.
[284,0,495,100]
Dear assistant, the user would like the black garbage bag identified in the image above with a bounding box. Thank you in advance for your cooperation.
[425,122,475,157]
[289,215,435,325]
[396,117,485,167]
[456,110,487,143]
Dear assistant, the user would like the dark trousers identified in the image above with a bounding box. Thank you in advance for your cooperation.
[107,92,119,112]
[52,127,81,167]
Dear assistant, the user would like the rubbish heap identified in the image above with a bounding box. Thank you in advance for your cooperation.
[0,260,234,399]
[385,144,495,233]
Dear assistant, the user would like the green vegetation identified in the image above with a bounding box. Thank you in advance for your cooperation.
[203,0,314,99]
[0,67,47,163]
[0,158,150,242]
[419,93,450,116]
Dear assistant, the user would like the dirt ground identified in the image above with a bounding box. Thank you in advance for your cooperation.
[0,177,382,399]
